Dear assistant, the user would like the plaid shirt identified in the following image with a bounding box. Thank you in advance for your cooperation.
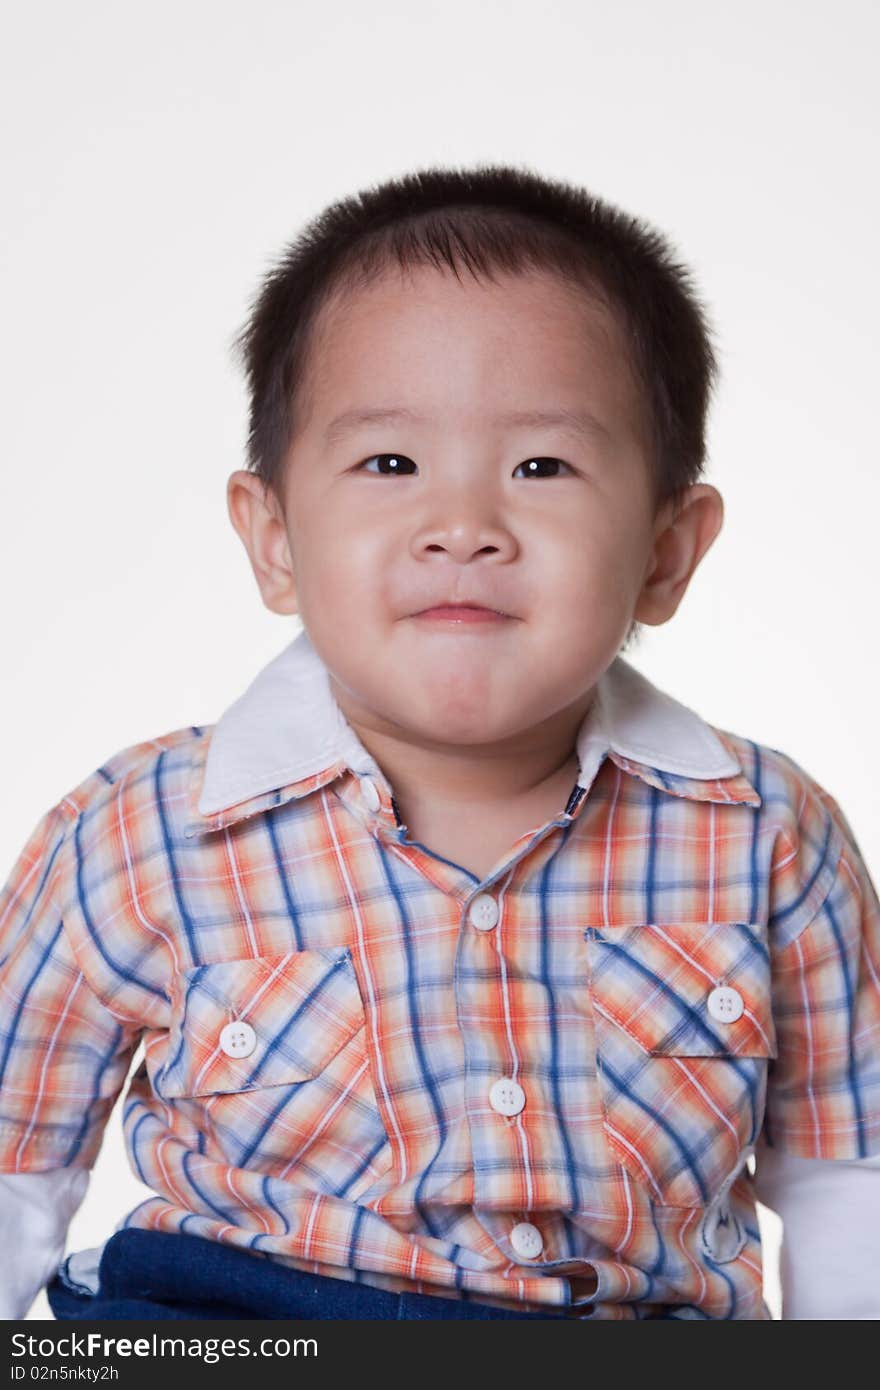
[2,628,879,1320]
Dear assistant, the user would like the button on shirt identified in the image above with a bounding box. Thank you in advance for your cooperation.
[1,627,880,1320]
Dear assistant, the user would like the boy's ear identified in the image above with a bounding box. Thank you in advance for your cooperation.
[632,484,724,627]
[226,469,300,617]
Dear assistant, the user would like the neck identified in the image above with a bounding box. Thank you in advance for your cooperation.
[328,677,593,812]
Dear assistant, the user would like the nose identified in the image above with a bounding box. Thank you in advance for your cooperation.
[410,493,518,566]
[412,520,518,565]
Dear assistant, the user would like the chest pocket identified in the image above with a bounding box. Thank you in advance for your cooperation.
[158,947,366,1099]
[153,947,391,1189]
[584,920,777,1209]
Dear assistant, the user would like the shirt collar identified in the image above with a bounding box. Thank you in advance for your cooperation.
[183,627,761,838]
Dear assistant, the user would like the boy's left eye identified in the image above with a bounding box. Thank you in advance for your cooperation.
[353,454,573,478]
[513,457,574,479]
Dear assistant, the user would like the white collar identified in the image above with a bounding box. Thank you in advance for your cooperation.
[190,627,757,827]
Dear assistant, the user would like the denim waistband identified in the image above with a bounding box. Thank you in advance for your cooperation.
[47,1229,578,1321]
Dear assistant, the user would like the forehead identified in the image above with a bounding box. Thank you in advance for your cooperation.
[299,264,645,440]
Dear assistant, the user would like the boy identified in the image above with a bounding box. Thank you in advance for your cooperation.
[1,163,878,1321]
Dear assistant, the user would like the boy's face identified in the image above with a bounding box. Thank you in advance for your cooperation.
[228,264,722,778]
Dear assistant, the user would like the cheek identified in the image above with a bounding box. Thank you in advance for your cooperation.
[546,522,642,606]
[291,506,374,591]
[290,524,385,664]
[574,500,653,592]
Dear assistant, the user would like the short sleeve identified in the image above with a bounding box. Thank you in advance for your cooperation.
[761,782,880,1160]
[0,801,142,1173]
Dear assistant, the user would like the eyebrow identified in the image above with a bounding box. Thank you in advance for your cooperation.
[323,405,611,446]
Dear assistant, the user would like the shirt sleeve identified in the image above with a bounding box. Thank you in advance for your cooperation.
[0,800,143,1174]
[761,776,880,1161]
[753,775,880,1318]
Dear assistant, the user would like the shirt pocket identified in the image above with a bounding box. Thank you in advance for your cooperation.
[583,920,777,1209]
[153,947,392,1190]
[158,947,366,1099]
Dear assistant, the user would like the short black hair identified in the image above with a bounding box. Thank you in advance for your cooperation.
[232,162,721,652]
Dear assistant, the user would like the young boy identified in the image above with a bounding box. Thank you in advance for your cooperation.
[2,164,878,1322]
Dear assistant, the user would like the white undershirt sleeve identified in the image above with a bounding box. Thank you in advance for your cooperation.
[752,1144,880,1319]
[0,1168,90,1320]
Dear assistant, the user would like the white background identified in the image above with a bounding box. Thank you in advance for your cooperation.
[2,0,878,1322]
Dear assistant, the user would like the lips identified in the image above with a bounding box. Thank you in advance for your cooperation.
[417,603,501,613]
[412,604,512,623]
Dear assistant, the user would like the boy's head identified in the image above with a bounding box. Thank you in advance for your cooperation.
[226,164,723,769]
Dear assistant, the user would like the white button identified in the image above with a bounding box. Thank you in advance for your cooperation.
[700,1197,746,1263]
[510,1222,543,1259]
[707,986,744,1023]
[219,1020,257,1058]
[489,1077,526,1116]
[360,777,381,811]
[468,894,499,932]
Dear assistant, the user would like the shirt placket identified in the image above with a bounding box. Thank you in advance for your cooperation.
[341,762,596,1287]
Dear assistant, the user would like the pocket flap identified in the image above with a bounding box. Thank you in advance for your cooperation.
[584,921,777,1059]
[158,946,365,1098]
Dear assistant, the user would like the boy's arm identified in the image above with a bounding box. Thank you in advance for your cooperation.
[0,800,142,1317]
[752,1145,880,1319]
[757,772,880,1318]
[0,1170,90,1319]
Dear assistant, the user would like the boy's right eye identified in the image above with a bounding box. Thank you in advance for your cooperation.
[354,454,417,476]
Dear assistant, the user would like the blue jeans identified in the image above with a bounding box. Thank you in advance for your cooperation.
[47,1229,576,1320]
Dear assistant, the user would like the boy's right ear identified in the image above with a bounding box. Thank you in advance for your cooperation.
[225,470,300,617]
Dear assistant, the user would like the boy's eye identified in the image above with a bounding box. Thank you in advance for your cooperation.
[354,454,573,478]
[512,457,573,479]
[355,454,417,475]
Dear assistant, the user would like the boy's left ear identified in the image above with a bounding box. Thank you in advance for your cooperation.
[632,484,724,627]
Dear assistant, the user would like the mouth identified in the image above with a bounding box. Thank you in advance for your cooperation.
[410,604,514,625]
